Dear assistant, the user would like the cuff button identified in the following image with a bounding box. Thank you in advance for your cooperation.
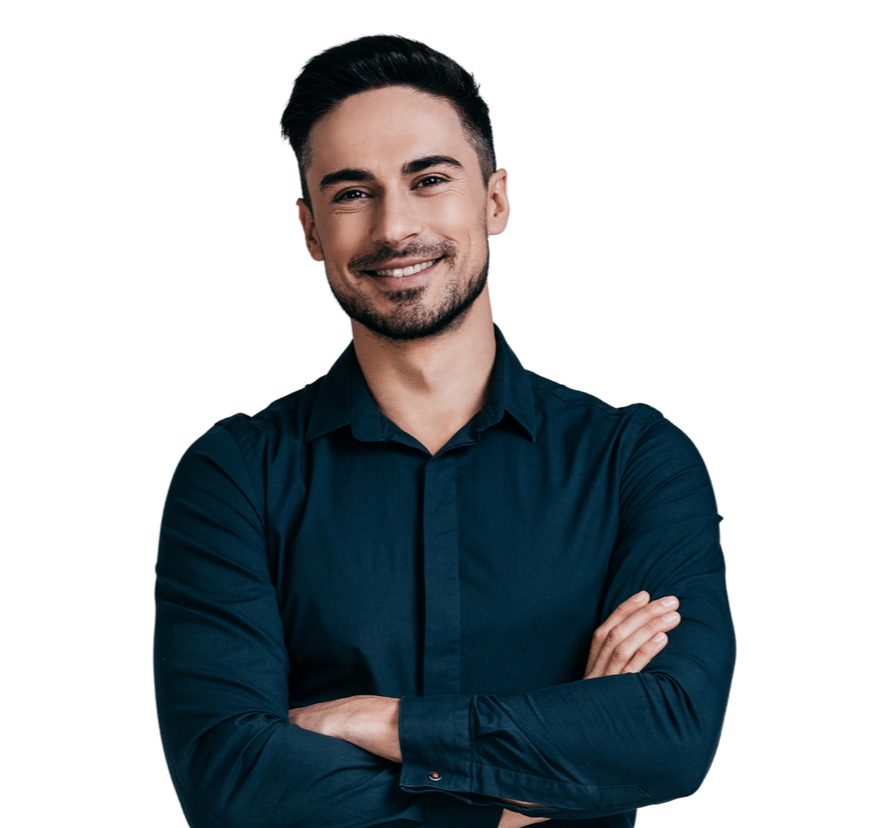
[429,772,442,781]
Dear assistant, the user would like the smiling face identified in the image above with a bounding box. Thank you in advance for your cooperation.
[298,86,509,341]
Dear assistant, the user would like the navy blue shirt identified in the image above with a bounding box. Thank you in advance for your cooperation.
[154,328,734,828]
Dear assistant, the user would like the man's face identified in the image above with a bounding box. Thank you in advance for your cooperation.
[298,86,508,341]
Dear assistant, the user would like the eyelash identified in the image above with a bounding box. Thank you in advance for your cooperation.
[416,175,446,188]
[333,175,448,202]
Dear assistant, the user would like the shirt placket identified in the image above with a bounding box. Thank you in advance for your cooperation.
[421,451,461,695]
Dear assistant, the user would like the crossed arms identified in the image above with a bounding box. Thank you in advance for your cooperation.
[155,419,734,828]
[288,591,683,828]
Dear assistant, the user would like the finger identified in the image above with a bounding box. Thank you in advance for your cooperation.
[588,595,673,677]
[585,591,649,674]
[603,608,681,676]
[621,631,670,675]
[587,596,679,678]
[605,612,681,675]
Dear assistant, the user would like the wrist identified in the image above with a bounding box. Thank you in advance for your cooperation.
[349,696,401,763]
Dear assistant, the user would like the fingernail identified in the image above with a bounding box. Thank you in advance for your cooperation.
[633,591,648,603]
[661,596,677,607]
[662,612,678,622]
[652,633,666,643]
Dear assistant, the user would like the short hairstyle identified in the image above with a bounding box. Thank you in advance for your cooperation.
[280,35,496,209]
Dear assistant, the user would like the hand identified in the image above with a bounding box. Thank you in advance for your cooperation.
[497,594,679,824]
[584,590,680,679]
[496,797,551,825]
[288,695,402,763]
[498,807,550,826]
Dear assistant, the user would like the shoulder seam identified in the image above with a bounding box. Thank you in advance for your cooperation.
[529,381,623,414]
[215,421,267,533]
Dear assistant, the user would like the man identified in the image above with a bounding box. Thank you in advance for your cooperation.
[155,35,734,828]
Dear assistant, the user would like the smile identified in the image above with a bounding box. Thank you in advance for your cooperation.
[373,259,438,278]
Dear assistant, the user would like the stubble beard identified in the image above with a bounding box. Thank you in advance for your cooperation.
[327,242,489,342]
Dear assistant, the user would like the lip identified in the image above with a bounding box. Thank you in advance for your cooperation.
[363,257,443,289]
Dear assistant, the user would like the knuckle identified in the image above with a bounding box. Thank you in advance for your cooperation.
[650,613,674,631]
[609,647,631,666]
[640,639,659,656]
[605,626,624,646]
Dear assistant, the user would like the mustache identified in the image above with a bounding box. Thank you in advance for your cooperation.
[349,241,455,272]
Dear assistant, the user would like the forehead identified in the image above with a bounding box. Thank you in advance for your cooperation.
[306,86,477,176]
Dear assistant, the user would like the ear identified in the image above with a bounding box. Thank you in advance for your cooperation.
[485,168,510,236]
[298,198,324,261]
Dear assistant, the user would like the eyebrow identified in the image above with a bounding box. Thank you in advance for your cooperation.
[318,155,464,192]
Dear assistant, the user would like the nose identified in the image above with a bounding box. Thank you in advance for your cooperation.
[371,187,422,248]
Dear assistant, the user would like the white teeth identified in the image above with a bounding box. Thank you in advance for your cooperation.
[375,259,437,278]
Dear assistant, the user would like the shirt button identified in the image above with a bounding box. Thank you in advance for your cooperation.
[429,771,442,781]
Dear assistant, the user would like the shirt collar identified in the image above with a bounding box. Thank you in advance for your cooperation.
[304,325,537,444]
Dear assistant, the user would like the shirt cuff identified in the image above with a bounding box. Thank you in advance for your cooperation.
[398,694,475,795]
[425,792,504,827]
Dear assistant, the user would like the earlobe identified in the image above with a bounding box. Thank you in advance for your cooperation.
[485,168,510,236]
[297,198,325,262]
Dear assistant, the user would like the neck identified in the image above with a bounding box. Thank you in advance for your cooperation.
[352,289,496,455]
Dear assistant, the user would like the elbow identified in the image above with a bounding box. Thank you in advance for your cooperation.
[663,745,717,804]
[178,793,278,828]
[168,716,300,828]
[645,720,717,803]
[641,745,719,811]
[640,678,727,804]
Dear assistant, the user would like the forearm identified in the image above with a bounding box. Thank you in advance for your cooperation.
[396,661,732,820]
[163,715,403,827]
[156,427,504,828]
[290,697,557,826]
[288,695,403,763]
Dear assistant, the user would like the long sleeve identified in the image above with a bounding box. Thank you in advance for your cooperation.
[154,424,503,828]
[397,413,735,821]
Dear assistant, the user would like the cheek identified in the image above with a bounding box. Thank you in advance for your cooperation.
[321,216,369,263]
[431,198,487,247]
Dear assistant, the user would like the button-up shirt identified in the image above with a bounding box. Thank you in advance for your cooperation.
[154,328,735,828]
